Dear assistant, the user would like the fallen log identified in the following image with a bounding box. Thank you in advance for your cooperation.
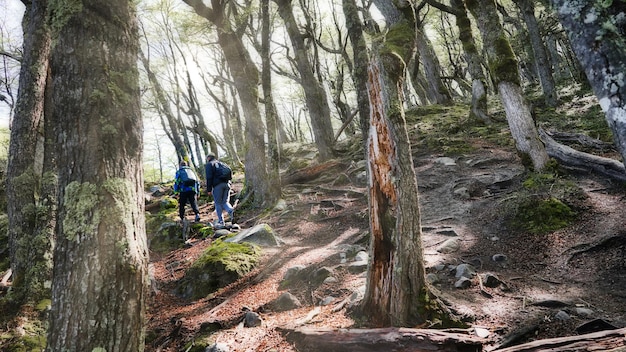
[282,161,344,185]
[539,129,626,182]
[491,327,626,351]
[278,327,485,352]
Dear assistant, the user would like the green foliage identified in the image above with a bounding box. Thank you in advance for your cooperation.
[407,104,512,156]
[503,169,586,235]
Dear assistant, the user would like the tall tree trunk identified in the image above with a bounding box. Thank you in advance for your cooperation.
[466,0,549,171]
[261,0,282,195]
[46,1,148,350]
[342,0,371,139]
[6,0,53,304]
[514,0,558,107]
[449,0,491,124]
[415,26,453,105]
[274,0,336,161]
[361,0,449,327]
[549,0,626,167]
[183,0,276,207]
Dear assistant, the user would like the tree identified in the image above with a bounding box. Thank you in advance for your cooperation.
[45,1,148,350]
[549,0,626,168]
[182,0,278,207]
[466,0,549,171]
[361,0,454,327]
[273,0,336,161]
[6,0,53,305]
[513,0,558,107]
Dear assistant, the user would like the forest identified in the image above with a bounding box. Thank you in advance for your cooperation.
[0,0,625,351]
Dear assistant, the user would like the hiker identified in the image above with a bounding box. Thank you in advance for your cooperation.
[174,160,201,222]
[205,153,234,226]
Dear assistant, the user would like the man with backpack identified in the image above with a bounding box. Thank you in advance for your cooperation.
[205,152,234,226]
[174,160,201,222]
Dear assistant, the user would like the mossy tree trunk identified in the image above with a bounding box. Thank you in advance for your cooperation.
[514,0,558,108]
[273,0,336,161]
[361,0,443,327]
[550,0,626,167]
[46,1,148,350]
[466,0,549,171]
[182,0,278,207]
[6,0,53,305]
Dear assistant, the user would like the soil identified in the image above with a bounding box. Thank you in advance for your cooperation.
[146,138,626,351]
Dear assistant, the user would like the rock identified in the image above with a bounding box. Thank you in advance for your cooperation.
[213,229,231,239]
[354,250,368,262]
[313,267,333,284]
[225,223,281,247]
[319,296,335,306]
[283,265,306,281]
[323,276,338,284]
[455,263,476,279]
[474,327,490,338]
[554,310,571,321]
[347,260,368,274]
[272,292,302,312]
[455,277,472,289]
[453,187,470,200]
[492,254,507,262]
[435,157,456,166]
[437,238,461,253]
[205,343,229,352]
[243,311,262,327]
[575,307,594,317]
[274,199,287,211]
[426,273,439,284]
[483,273,502,288]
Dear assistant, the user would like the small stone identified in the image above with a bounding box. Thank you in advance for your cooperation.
[474,327,490,338]
[492,254,507,262]
[483,273,502,288]
[319,296,335,306]
[426,273,439,284]
[243,311,262,327]
[206,343,230,352]
[554,310,570,321]
[455,263,476,279]
[283,265,306,281]
[354,251,368,262]
[437,238,461,253]
[323,276,338,284]
[575,307,594,317]
[455,277,472,289]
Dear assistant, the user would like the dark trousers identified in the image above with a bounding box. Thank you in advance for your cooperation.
[179,191,199,220]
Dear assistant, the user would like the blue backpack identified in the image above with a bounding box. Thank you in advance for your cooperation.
[179,167,198,186]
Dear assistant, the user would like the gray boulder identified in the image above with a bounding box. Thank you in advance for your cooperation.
[225,223,281,247]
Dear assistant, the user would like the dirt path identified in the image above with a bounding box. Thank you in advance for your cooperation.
[146,144,626,351]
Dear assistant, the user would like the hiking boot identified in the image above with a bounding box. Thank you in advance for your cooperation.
[227,212,235,224]
[195,214,201,222]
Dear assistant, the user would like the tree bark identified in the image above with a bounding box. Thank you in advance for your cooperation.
[415,26,453,105]
[360,0,444,327]
[514,0,558,107]
[46,1,148,350]
[6,0,53,304]
[549,0,626,168]
[450,0,491,124]
[466,0,549,171]
[274,0,336,161]
[279,327,485,352]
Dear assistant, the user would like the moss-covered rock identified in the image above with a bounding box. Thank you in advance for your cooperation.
[177,240,261,299]
[148,222,184,253]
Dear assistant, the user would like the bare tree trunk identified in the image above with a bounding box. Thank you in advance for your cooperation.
[550,0,626,167]
[183,0,277,207]
[261,0,282,195]
[514,0,558,107]
[361,0,451,327]
[415,26,452,105]
[342,0,371,139]
[6,0,53,304]
[450,0,491,124]
[274,0,336,161]
[46,1,148,350]
[466,0,549,171]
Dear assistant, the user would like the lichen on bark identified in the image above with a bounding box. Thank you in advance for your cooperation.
[62,181,100,241]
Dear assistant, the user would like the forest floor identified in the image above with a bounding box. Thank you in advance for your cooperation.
[145,113,626,351]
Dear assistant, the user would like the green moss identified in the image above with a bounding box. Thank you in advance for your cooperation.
[381,19,415,62]
[35,299,51,312]
[514,197,576,234]
[192,240,260,274]
[490,34,520,85]
[62,181,100,241]
[48,0,83,33]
